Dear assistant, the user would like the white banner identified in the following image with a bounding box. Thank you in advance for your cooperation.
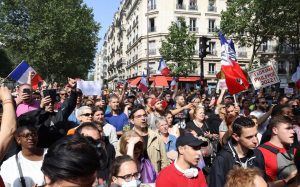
[284,87,294,95]
[77,80,102,96]
[248,65,280,90]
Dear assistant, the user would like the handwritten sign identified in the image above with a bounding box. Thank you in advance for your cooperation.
[77,80,102,96]
[248,65,280,90]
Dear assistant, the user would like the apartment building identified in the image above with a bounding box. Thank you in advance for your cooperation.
[96,0,254,89]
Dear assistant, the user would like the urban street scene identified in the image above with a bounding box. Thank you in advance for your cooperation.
[0,0,299,187]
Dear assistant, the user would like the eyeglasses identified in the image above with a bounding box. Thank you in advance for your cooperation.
[134,114,147,119]
[81,113,93,117]
[117,172,141,182]
[19,132,38,139]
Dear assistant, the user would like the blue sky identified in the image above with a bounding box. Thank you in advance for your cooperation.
[83,0,121,51]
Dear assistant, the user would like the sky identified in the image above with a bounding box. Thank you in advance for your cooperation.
[83,0,121,52]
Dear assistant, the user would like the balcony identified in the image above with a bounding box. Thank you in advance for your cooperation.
[208,5,217,12]
[176,4,186,10]
[209,50,217,56]
[238,52,247,58]
[148,4,156,11]
[149,49,156,55]
[208,27,217,33]
[189,27,199,33]
[148,26,156,32]
[116,58,124,68]
[189,4,198,10]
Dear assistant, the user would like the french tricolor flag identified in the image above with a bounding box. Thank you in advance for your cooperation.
[138,73,148,93]
[170,77,177,90]
[158,58,171,76]
[8,60,43,90]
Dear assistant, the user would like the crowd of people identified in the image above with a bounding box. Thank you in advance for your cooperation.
[0,77,300,187]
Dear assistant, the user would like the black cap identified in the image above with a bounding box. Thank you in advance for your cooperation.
[176,133,208,148]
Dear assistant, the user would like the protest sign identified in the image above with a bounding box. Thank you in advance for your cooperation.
[77,80,102,96]
[284,87,294,95]
[248,65,280,90]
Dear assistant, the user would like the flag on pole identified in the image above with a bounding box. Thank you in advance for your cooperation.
[158,57,171,76]
[170,77,177,90]
[292,66,300,89]
[138,73,148,93]
[219,33,249,94]
[8,60,43,90]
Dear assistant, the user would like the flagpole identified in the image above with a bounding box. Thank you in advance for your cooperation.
[233,94,238,106]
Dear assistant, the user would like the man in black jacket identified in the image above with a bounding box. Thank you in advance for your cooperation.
[17,78,78,148]
[209,116,258,187]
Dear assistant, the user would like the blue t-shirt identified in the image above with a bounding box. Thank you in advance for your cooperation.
[165,134,177,152]
[105,112,129,132]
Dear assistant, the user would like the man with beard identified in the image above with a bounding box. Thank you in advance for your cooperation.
[209,116,258,187]
[170,95,193,129]
[254,115,298,186]
[250,97,273,143]
[156,133,208,187]
[105,95,129,137]
[147,98,165,130]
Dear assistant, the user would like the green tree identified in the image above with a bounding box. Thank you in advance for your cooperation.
[0,48,13,77]
[0,0,100,82]
[220,0,299,69]
[159,17,197,77]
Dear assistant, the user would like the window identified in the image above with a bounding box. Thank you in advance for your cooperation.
[149,41,156,55]
[208,63,216,74]
[176,0,185,9]
[148,0,156,10]
[238,47,247,58]
[208,19,215,32]
[208,0,217,12]
[189,0,197,10]
[277,61,286,74]
[189,18,197,32]
[148,18,156,32]
[209,42,216,55]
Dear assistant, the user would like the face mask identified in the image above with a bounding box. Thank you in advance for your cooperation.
[121,179,141,187]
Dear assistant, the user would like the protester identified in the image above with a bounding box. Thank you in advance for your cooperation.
[170,94,193,128]
[41,134,100,187]
[129,105,169,172]
[156,133,208,187]
[165,111,180,137]
[15,84,40,117]
[224,167,268,187]
[93,106,118,148]
[119,130,157,183]
[209,116,258,187]
[75,122,115,186]
[254,115,298,186]
[54,89,67,111]
[109,155,141,187]
[0,125,45,187]
[105,95,129,137]
[147,98,165,130]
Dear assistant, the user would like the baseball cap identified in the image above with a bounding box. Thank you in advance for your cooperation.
[150,98,160,106]
[224,94,233,99]
[176,133,208,148]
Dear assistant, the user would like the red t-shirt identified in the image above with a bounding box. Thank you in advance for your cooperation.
[258,142,293,181]
[156,163,207,187]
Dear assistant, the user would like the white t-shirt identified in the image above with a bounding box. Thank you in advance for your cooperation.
[250,110,269,142]
[0,151,45,187]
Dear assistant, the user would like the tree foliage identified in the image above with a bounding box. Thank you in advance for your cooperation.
[0,0,100,82]
[220,0,300,68]
[159,17,197,77]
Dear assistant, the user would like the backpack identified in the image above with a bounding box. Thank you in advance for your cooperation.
[260,144,297,180]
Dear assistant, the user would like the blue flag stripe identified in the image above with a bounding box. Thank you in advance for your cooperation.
[9,60,29,81]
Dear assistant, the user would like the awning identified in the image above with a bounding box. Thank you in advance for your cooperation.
[151,76,169,87]
[149,76,200,82]
[129,77,141,87]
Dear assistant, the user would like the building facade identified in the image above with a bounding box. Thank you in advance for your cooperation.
[96,0,255,89]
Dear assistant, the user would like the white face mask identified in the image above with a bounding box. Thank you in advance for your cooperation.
[121,179,141,187]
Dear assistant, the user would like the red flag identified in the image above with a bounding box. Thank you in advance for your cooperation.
[219,33,249,94]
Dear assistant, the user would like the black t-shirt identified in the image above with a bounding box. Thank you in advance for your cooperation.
[142,135,149,159]
[186,120,210,137]
[206,113,222,134]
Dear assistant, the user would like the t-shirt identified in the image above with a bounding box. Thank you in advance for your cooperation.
[16,100,40,117]
[105,112,129,132]
[165,135,177,152]
[156,163,207,187]
[0,151,45,187]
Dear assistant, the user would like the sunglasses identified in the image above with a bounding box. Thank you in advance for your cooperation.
[81,113,93,117]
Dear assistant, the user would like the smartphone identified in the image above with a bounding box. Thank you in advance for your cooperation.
[23,88,31,94]
[43,89,57,102]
